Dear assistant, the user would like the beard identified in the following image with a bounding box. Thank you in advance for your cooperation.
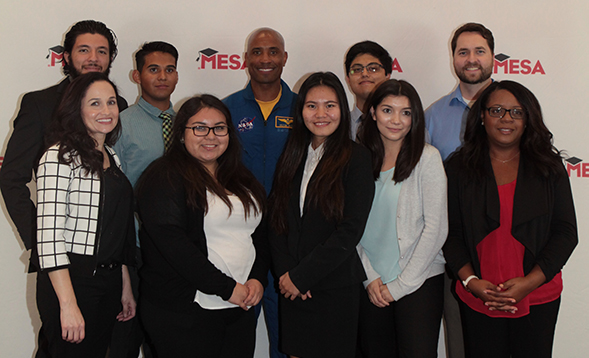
[455,62,492,85]
[68,64,110,79]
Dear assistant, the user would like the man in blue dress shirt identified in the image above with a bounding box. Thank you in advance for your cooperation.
[424,23,495,358]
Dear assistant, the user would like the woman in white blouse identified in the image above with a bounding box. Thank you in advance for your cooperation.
[135,95,269,358]
[356,79,447,358]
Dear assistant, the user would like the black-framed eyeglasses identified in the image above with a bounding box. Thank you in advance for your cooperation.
[185,125,229,137]
[485,106,526,120]
[349,63,384,76]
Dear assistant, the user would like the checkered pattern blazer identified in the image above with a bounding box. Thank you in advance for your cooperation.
[36,144,122,270]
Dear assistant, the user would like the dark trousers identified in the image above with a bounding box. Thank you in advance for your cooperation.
[141,298,256,358]
[459,297,560,358]
[36,266,122,358]
[357,274,444,358]
[108,248,155,358]
[254,271,287,358]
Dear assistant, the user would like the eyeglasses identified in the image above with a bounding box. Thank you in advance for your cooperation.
[349,63,384,76]
[485,106,526,120]
[185,125,229,137]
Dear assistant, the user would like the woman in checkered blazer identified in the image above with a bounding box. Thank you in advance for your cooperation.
[35,72,136,358]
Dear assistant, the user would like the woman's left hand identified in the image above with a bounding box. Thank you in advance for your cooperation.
[244,279,264,306]
[117,265,136,322]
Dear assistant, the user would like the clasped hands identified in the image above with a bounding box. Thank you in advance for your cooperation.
[467,276,537,314]
[278,272,312,301]
[228,279,264,310]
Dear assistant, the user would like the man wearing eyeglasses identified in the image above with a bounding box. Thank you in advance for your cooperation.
[223,27,296,358]
[345,41,392,140]
[424,22,495,358]
[111,41,179,358]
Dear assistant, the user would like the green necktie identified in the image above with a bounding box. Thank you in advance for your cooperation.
[160,112,173,151]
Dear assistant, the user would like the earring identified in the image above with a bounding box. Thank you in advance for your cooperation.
[180,137,185,144]
[481,121,484,125]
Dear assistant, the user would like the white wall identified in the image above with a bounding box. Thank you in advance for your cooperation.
[1,1,588,357]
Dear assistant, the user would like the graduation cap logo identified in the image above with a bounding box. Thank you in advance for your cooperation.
[196,48,218,62]
[494,53,510,62]
[46,45,64,59]
[46,45,65,67]
[565,157,583,165]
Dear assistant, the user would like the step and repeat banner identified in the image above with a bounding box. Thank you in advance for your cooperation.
[1,1,587,356]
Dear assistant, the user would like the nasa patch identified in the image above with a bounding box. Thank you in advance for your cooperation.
[238,117,255,133]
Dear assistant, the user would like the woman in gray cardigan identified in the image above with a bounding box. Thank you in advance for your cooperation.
[356,79,447,358]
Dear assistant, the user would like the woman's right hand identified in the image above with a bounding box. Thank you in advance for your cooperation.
[467,278,517,313]
[228,282,249,310]
[59,301,85,343]
[366,278,390,308]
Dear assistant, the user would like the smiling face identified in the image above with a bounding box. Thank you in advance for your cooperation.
[133,51,178,110]
[65,33,111,77]
[302,85,341,149]
[346,53,391,106]
[453,32,494,85]
[81,80,119,145]
[483,89,526,150]
[245,30,287,87]
[371,95,412,149]
[183,107,229,174]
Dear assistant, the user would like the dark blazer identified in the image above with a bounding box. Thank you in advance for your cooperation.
[270,142,375,293]
[136,158,270,314]
[443,152,578,283]
[0,78,128,250]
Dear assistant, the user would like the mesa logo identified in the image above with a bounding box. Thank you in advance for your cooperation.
[564,157,589,178]
[47,45,65,67]
[196,48,246,70]
[493,53,545,75]
[389,58,403,73]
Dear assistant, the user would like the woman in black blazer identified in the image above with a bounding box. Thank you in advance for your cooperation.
[269,72,375,358]
[444,81,577,358]
[136,95,269,358]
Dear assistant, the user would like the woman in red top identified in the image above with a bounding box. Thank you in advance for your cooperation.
[444,80,577,358]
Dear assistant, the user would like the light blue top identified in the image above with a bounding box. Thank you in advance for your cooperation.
[424,85,469,161]
[359,167,402,284]
[113,97,175,187]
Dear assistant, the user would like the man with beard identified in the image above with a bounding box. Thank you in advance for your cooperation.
[223,27,296,358]
[424,22,494,358]
[425,23,494,161]
[0,20,127,357]
[345,41,392,140]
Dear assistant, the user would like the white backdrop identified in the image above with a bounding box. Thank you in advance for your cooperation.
[1,1,588,357]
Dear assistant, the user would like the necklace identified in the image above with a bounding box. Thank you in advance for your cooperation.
[490,152,520,164]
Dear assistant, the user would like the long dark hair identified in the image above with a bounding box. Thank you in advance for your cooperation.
[459,80,562,178]
[45,72,121,176]
[358,79,425,182]
[270,72,352,234]
[157,94,265,217]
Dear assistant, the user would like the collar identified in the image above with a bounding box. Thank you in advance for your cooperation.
[137,96,174,118]
[244,79,294,108]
